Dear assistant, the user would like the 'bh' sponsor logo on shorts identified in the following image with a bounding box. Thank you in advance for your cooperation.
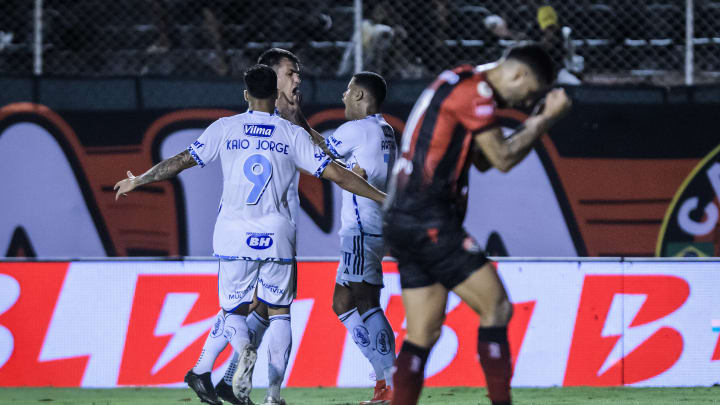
[247,233,274,249]
[244,124,275,137]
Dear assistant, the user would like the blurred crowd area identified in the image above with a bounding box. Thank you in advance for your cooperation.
[1,0,719,84]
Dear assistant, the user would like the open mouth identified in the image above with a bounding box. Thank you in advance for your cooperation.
[292,87,299,96]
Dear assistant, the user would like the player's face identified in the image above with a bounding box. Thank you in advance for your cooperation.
[274,58,301,101]
[507,72,546,108]
[342,78,360,119]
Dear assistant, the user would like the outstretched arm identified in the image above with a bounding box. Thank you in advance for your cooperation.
[321,161,386,204]
[114,149,197,200]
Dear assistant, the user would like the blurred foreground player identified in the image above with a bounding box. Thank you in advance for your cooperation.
[384,43,571,405]
[326,72,397,404]
[114,65,387,405]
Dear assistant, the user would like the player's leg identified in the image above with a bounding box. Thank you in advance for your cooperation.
[333,242,387,383]
[351,235,397,389]
[264,305,291,405]
[393,282,448,405]
[246,261,295,405]
[351,282,395,384]
[219,288,271,402]
[187,260,256,405]
[452,262,513,405]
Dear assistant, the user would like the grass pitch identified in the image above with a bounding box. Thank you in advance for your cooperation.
[0,386,718,404]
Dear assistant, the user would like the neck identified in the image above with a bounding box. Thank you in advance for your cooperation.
[349,103,378,120]
[248,99,276,114]
[484,65,508,107]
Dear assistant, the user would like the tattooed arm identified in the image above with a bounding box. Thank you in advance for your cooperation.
[114,149,197,200]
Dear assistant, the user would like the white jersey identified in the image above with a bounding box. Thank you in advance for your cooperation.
[188,110,332,262]
[325,114,397,236]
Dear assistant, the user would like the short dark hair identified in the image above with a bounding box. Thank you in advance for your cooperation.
[504,43,556,85]
[244,64,278,99]
[257,48,299,68]
[352,71,387,106]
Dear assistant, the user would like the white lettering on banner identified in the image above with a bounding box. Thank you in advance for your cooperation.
[708,163,720,202]
[0,274,20,369]
[1,260,719,388]
[598,294,652,375]
[152,293,216,375]
[676,163,720,237]
[677,197,718,236]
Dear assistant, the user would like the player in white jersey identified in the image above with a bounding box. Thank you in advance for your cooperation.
[214,48,304,405]
[325,72,398,404]
[214,48,337,405]
[114,65,386,405]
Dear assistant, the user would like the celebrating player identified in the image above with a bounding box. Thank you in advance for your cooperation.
[383,43,572,405]
[213,47,305,405]
[324,72,397,404]
[114,64,387,405]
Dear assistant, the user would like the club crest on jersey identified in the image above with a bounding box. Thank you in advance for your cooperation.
[244,124,275,137]
[246,232,274,249]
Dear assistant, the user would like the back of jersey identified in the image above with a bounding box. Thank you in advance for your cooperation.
[188,110,331,262]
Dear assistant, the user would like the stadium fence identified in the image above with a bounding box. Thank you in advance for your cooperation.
[0,0,718,85]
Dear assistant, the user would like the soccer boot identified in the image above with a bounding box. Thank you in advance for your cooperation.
[184,369,223,405]
[232,344,258,401]
[216,379,255,405]
[261,395,287,405]
[360,379,393,404]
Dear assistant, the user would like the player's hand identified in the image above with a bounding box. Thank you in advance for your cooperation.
[277,91,301,123]
[352,164,368,180]
[114,171,138,200]
[542,88,572,119]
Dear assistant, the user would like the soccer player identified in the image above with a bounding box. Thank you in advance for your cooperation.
[213,47,304,405]
[213,47,326,405]
[325,71,398,404]
[383,43,572,405]
[114,64,387,405]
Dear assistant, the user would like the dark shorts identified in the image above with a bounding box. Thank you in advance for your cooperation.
[383,214,489,290]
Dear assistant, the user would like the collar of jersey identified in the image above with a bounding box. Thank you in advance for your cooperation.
[247,109,278,116]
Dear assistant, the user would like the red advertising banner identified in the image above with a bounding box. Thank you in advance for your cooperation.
[0,259,718,388]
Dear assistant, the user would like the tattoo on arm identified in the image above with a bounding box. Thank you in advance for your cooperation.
[136,150,197,186]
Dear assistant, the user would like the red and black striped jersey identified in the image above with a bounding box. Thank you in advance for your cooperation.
[386,65,498,221]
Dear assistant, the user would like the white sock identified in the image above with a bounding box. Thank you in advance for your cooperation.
[247,311,270,347]
[221,311,269,384]
[362,307,396,388]
[339,308,385,380]
[223,312,251,354]
[266,314,292,399]
[193,310,230,374]
[222,351,239,385]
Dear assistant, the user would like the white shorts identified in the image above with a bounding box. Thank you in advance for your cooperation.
[219,259,295,311]
[335,234,385,287]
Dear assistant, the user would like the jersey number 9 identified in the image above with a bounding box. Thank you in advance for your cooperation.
[243,154,273,205]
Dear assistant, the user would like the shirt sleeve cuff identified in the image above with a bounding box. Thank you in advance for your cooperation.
[187,146,206,168]
[324,138,342,159]
[313,157,333,178]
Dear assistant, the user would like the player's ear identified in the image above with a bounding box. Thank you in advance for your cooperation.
[243,90,249,102]
[355,88,364,102]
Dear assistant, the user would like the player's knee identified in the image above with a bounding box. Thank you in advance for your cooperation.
[354,294,379,314]
[494,297,513,325]
[332,286,354,316]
